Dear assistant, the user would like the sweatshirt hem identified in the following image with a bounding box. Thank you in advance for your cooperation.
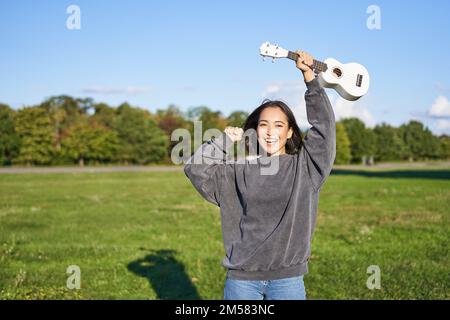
[225,262,308,281]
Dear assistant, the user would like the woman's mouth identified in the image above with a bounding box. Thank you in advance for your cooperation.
[265,138,279,145]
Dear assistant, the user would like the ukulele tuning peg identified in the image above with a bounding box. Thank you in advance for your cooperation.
[272,58,275,63]
[262,57,266,62]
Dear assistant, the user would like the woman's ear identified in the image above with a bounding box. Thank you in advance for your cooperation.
[287,127,293,139]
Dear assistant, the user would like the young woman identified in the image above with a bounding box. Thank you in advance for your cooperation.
[184,51,336,300]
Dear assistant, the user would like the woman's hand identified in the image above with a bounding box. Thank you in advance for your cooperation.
[224,126,244,142]
[295,50,315,83]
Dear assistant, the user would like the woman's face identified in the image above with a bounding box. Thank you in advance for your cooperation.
[257,106,293,156]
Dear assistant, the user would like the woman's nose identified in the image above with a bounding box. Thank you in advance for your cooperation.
[267,126,277,136]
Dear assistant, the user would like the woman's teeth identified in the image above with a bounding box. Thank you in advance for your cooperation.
[265,138,278,144]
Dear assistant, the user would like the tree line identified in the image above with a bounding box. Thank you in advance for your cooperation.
[0,95,449,166]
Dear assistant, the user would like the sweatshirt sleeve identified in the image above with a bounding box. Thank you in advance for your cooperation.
[184,131,235,206]
[301,77,336,192]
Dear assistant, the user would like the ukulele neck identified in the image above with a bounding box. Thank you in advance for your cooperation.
[287,51,328,73]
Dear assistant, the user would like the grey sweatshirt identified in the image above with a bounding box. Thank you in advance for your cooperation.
[184,77,336,280]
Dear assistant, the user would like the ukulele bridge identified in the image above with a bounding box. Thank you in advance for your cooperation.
[356,74,363,87]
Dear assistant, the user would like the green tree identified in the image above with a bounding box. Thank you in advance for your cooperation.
[227,111,249,128]
[113,103,168,164]
[0,104,20,165]
[335,122,351,164]
[373,123,409,161]
[61,123,119,166]
[155,105,190,158]
[341,118,376,163]
[14,107,55,165]
[186,106,227,133]
[39,96,93,163]
[438,135,450,159]
[425,134,442,160]
[91,103,116,129]
[186,106,228,154]
[399,121,441,161]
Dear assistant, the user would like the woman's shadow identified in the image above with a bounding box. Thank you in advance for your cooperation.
[127,249,201,300]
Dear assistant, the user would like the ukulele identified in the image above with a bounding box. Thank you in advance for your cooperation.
[260,42,370,101]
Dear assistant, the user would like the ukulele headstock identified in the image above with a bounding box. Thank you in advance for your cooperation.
[259,42,289,61]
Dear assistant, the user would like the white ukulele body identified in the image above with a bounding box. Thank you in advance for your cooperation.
[317,58,370,101]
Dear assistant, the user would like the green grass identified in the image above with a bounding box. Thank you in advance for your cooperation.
[0,167,449,299]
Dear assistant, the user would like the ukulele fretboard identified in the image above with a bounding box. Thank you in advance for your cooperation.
[287,51,328,73]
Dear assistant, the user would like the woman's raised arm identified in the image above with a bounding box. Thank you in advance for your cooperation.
[294,50,336,191]
[301,77,337,191]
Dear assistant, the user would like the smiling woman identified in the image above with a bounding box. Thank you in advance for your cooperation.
[184,51,337,300]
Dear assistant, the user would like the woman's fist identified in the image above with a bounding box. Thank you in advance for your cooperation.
[224,126,244,142]
[295,50,315,82]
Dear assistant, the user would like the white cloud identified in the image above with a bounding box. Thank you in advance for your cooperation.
[82,86,151,95]
[436,119,450,130]
[265,84,281,94]
[331,93,376,128]
[261,80,376,131]
[428,95,450,118]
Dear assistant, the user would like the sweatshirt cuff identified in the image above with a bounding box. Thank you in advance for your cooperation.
[305,76,322,93]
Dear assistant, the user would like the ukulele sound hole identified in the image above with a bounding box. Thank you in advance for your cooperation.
[332,68,343,78]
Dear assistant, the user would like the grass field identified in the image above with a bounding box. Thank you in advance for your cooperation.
[0,166,449,299]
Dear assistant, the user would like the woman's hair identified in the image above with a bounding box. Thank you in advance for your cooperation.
[242,99,304,155]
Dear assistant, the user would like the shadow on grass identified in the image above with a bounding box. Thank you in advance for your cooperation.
[127,249,201,300]
[331,169,450,180]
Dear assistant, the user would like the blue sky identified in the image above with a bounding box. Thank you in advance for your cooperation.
[1,0,450,134]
